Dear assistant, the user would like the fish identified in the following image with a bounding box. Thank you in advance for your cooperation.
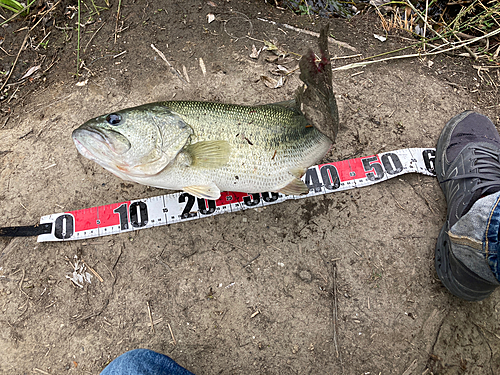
[72,26,338,200]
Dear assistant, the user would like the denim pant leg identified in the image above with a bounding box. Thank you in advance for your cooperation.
[100,349,195,375]
[449,191,500,283]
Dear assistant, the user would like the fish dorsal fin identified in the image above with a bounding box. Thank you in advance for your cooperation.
[268,99,297,111]
[183,183,221,200]
[184,141,231,168]
[278,177,309,196]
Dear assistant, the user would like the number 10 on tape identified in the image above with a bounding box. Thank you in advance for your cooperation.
[37,148,436,242]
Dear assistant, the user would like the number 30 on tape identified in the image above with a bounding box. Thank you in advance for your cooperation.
[37,148,436,242]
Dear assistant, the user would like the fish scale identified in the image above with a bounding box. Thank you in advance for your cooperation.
[72,100,332,199]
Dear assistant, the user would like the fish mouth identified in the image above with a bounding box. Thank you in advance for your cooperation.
[72,127,132,157]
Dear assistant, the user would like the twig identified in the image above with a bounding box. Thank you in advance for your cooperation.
[29,0,61,32]
[332,262,339,358]
[242,253,260,268]
[33,368,50,375]
[423,0,428,52]
[114,0,122,44]
[84,22,106,52]
[331,54,362,60]
[147,301,155,334]
[405,0,448,44]
[35,31,51,50]
[150,44,188,84]
[256,18,357,52]
[18,269,31,300]
[332,27,500,72]
[0,32,29,92]
[83,261,104,282]
[402,359,418,375]
[76,0,81,76]
[167,322,177,345]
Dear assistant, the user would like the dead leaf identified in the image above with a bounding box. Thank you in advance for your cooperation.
[261,75,285,89]
[373,34,387,42]
[275,65,290,74]
[250,44,262,59]
[75,79,88,87]
[263,40,288,58]
[20,65,41,80]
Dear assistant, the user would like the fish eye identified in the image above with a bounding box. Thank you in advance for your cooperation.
[106,113,122,126]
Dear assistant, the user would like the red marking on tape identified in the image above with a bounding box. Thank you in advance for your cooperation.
[68,201,130,232]
[99,202,130,227]
[216,192,251,206]
[68,207,98,232]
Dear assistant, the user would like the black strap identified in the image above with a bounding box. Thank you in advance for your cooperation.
[0,223,52,237]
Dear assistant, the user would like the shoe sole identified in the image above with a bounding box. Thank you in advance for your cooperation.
[435,221,496,301]
[434,111,498,301]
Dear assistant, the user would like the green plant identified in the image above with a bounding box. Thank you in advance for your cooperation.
[0,0,27,14]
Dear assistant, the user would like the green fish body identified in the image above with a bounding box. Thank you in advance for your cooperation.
[72,100,332,199]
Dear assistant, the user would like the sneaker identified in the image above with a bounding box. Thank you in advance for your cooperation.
[435,111,500,301]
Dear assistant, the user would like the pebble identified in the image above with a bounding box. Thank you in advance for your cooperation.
[299,270,312,282]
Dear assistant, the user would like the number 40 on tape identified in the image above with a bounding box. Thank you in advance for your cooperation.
[34,148,435,242]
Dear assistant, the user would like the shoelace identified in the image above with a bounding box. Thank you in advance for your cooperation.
[450,145,500,196]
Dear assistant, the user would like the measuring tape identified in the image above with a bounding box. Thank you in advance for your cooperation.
[0,148,436,242]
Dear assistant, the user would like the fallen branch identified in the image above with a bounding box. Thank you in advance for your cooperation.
[257,18,357,52]
[332,27,500,72]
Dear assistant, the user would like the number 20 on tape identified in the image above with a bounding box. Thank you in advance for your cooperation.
[37,148,436,242]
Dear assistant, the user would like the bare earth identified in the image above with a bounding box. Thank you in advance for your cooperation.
[1,1,500,374]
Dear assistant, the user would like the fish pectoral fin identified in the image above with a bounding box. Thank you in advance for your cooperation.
[183,183,221,200]
[184,140,230,168]
[289,167,307,179]
[278,178,309,196]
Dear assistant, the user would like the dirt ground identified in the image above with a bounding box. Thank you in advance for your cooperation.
[1,1,500,374]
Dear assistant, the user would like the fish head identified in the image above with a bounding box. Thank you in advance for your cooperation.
[72,104,193,177]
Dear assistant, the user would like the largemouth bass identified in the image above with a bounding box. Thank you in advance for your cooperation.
[72,27,338,200]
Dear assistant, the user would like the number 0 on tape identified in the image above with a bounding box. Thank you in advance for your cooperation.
[3,148,436,242]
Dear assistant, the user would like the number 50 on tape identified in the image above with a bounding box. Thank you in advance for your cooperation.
[2,148,436,242]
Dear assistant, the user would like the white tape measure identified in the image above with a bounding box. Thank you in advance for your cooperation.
[1,148,436,242]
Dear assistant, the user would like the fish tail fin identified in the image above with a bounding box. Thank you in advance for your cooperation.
[295,24,339,143]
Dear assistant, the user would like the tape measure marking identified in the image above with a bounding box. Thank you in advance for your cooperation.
[36,148,436,242]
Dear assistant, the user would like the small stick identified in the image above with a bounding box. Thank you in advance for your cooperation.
[332,27,500,72]
[147,301,155,334]
[84,22,106,52]
[0,32,29,92]
[242,253,260,268]
[167,322,177,345]
[29,0,61,32]
[331,54,362,60]
[113,51,127,59]
[114,0,122,44]
[332,262,339,358]
[150,44,188,84]
[256,17,357,52]
[1,116,10,129]
[423,0,428,52]
[33,368,50,375]
[84,262,104,282]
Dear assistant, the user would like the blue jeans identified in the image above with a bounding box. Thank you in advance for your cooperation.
[100,349,195,375]
[449,191,500,283]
